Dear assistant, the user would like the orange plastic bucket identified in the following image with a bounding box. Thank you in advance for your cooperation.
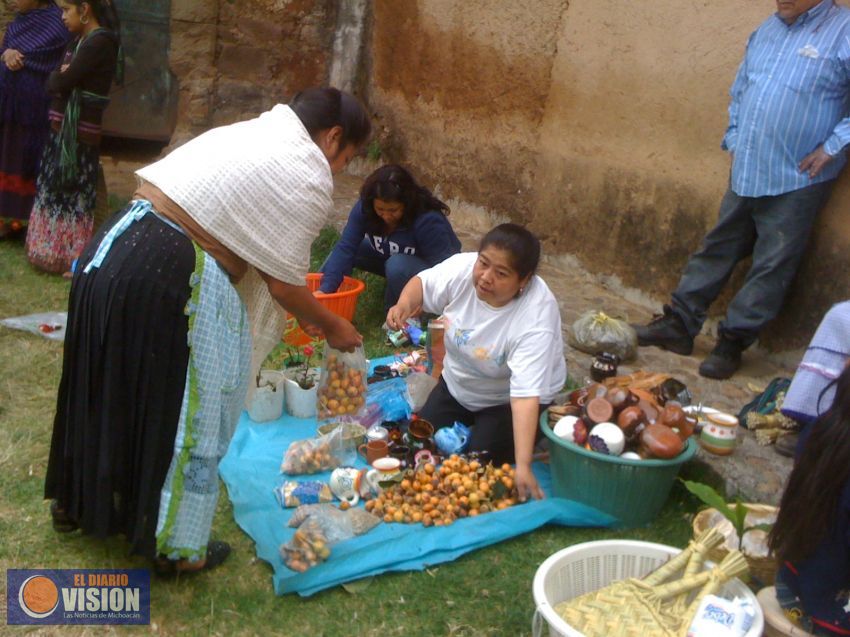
[284,273,366,345]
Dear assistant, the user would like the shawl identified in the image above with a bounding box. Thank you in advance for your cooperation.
[782,301,850,425]
[136,105,334,389]
[0,4,69,126]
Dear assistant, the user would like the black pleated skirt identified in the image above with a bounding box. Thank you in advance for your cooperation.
[44,208,196,558]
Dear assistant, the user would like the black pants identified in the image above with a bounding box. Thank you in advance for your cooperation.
[418,376,548,465]
[671,181,833,346]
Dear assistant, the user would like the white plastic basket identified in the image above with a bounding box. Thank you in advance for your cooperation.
[532,540,764,637]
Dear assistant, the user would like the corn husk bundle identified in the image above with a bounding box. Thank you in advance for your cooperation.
[554,528,749,637]
[602,371,672,393]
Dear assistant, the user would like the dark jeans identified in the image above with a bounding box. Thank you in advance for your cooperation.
[417,376,548,465]
[670,181,833,346]
[324,238,429,310]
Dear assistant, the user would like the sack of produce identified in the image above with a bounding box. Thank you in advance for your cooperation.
[316,344,368,422]
[280,426,354,475]
[280,503,381,572]
[568,310,638,361]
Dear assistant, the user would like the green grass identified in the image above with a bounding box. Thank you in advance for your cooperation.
[0,231,704,636]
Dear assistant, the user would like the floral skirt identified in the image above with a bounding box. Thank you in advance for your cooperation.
[25,131,99,273]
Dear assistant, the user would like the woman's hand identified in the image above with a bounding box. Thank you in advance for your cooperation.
[514,462,544,502]
[2,49,24,71]
[386,303,414,331]
[60,63,70,73]
[324,315,362,352]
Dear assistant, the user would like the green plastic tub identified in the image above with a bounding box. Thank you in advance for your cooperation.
[540,411,698,528]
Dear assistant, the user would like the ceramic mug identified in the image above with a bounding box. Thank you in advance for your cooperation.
[329,467,364,506]
[389,444,411,468]
[699,411,739,456]
[364,456,402,493]
[358,439,389,464]
[404,418,435,452]
[434,422,470,456]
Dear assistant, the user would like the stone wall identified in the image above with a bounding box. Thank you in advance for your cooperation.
[365,0,850,349]
[171,0,337,138]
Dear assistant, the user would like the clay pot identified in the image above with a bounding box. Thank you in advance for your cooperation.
[658,402,686,430]
[639,423,684,459]
[605,388,630,414]
[568,387,589,408]
[637,399,659,424]
[616,405,645,438]
[585,397,614,425]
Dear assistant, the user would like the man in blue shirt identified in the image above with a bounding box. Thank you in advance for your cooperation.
[635,0,850,379]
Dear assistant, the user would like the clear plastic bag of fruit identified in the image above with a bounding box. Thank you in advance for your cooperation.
[568,310,638,362]
[315,343,368,422]
[280,426,354,475]
[280,503,381,572]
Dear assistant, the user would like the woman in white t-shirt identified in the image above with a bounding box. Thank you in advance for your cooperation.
[386,223,566,500]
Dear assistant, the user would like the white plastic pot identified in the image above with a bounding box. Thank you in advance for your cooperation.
[246,370,285,422]
[284,368,319,419]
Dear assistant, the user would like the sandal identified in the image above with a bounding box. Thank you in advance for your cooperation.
[50,500,79,533]
[153,540,232,577]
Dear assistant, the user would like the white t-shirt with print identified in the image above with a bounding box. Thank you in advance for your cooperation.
[418,252,567,411]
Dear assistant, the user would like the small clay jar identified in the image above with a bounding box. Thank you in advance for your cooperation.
[658,402,686,431]
[568,387,589,408]
[605,387,630,414]
[585,397,614,425]
[639,423,684,459]
[590,352,620,383]
[616,405,645,438]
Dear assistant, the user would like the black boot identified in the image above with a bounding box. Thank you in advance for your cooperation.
[699,335,744,379]
[633,306,694,356]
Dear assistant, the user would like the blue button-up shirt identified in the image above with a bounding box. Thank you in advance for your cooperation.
[723,0,850,197]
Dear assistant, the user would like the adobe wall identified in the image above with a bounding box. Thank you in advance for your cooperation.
[366,0,850,349]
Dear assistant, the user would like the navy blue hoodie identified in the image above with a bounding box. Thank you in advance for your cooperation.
[319,199,461,293]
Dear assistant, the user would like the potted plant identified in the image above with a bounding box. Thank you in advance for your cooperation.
[246,369,286,423]
[283,341,321,418]
[682,479,778,584]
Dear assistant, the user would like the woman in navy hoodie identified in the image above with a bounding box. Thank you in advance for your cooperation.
[319,164,461,309]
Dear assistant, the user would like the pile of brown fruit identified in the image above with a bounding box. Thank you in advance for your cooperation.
[282,528,331,573]
[365,455,519,527]
[317,353,367,420]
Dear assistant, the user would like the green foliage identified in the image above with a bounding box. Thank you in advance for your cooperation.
[681,479,773,551]
[366,139,382,162]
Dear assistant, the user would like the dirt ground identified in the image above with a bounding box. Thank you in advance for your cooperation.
[102,150,795,505]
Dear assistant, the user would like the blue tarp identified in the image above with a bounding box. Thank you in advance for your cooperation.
[219,360,615,596]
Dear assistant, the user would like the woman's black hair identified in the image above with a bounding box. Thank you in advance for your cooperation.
[64,0,120,34]
[290,87,371,149]
[769,364,850,562]
[359,164,449,232]
[65,0,123,83]
[478,223,541,279]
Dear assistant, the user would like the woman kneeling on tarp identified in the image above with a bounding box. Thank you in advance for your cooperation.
[318,164,461,310]
[386,223,566,502]
[769,362,850,636]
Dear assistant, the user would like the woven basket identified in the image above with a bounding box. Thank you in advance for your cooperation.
[692,503,778,585]
[532,540,763,637]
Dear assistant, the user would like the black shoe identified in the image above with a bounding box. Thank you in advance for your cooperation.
[698,336,744,379]
[50,500,79,533]
[154,540,232,577]
[633,306,694,355]
[775,432,799,458]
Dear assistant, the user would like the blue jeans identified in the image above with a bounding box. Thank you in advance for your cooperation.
[670,181,833,346]
[346,238,430,310]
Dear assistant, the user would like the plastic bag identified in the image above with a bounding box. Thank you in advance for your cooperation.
[0,311,67,342]
[359,376,413,428]
[568,310,637,361]
[315,343,368,422]
[280,426,354,475]
[280,503,381,572]
[273,481,333,508]
[406,372,438,412]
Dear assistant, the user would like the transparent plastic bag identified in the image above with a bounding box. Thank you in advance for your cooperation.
[405,372,438,412]
[315,343,368,422]
[280,426,355,475]
[568,310,638,361]
[280,503,381,572]
[0,311,67,341]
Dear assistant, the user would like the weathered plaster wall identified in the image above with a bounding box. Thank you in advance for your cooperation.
[367,0,850,348]
[170,0,337,137]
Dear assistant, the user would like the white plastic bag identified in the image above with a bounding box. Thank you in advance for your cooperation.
[0,311,67,341]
